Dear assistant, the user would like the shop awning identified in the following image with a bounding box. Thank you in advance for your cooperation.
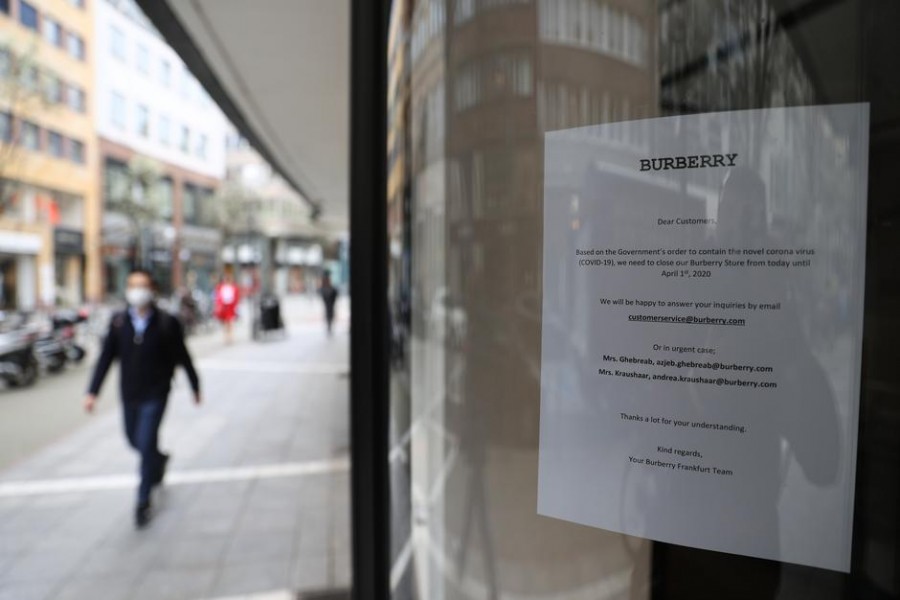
[136,0,350,235]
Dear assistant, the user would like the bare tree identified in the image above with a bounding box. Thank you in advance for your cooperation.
[661,0,815,166]
[213,181,260,243]
[105,155,164,268]
[0,36,58,214]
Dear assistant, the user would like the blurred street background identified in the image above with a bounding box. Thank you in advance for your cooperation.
[0,0,353,597]
[0,296,350,600]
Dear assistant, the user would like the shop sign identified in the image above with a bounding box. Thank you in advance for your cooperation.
[54,228,84,255]
[0,231,41,254]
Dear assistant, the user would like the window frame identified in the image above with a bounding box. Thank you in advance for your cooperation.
[110,25,127,61]
[43,17,63,47]
[44,73,63,104]
[196,133,208,158]
[20,120,41,151]
[69,139,85,164]
[19,1,38,32]
[68,86,86,113]
[159,59,171,87]
[136,103,150,138]
[110,91,127,130]
[0,112,11,143]
[67,33,86,61]
[47,130,65,158]
[179,124,190,153]
[158,114,171,146]
[136,43,150,74]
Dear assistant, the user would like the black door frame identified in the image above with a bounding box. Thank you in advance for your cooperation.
[349,0,391,598]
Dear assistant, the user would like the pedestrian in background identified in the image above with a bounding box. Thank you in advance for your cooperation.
[319,271,338,336]
[177,286,199,335]
[84,268,201,528]
[214,270,240,344]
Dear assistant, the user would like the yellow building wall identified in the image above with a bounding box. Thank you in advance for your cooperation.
[0,0,99,304]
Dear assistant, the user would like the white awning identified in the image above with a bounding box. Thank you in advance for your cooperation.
[140,1,350,235]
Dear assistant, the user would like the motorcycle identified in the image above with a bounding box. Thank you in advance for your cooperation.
[31,309,89,374]
[52,310,88,363]
[0,313,38,387]
[33,318,67,374]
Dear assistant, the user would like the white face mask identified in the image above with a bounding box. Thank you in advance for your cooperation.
[126,287,154,308]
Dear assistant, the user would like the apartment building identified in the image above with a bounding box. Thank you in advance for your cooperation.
[0,0,98,308]
[95,0,227,297]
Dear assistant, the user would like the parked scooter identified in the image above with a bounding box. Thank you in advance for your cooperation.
[0,313,38,387]
[52,309,88,363]
[33,309,91,373]
[33,319,67,374]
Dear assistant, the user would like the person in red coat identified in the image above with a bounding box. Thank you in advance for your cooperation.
[214,271,240,344]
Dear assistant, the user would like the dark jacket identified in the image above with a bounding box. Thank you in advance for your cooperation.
[87,307,200,403]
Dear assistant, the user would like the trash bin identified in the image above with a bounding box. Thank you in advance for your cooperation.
[259,294,283,332]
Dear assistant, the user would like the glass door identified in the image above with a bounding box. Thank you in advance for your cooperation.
[387,1,900,598]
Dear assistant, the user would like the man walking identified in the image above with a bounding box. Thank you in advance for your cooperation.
[84,268,201,528]
[319,271,338,336]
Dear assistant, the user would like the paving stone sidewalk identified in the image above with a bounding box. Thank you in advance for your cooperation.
[0,296,351,600]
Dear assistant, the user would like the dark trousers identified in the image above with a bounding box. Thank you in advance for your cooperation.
[325,306,335,333]
[122,398,167,504]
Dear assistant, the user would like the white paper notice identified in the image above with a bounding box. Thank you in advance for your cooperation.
[538,104,869,572]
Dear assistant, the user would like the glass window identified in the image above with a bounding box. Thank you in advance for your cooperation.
[386,2,900,599]
[20,121,40,151]
[110,25,126,61]
[44,73,63,104]
[0,112,11,142]
[19,2,38,31]
[20,64,39,93]
[47,130,64,158]
[198,187,215,226]
[110,92,126,129]
[104,158,129,204]
[43,17,62,47]
[179,67,190,98]
[69,139,85,164]
[225,133,238,149]
[156,177,173,219]
[196,133,207,158]
[136,43,149,74]
[68,87,86,113]
[0,49,10,78]
[136,104,149,137]
[67,33,85,61]
[180,125,190,153]
[182,183,197,224]
[159,59,171,87]
[158,115,170,145]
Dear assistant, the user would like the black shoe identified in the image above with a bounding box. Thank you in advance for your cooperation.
[153,453,170,487]
[135,502,152,529]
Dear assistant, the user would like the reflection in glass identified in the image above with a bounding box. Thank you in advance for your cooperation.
[388,0,900,598]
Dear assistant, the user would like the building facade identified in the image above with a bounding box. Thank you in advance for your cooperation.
[223,133,333,297]
[0,0,98,308]
[94,0,227,298]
